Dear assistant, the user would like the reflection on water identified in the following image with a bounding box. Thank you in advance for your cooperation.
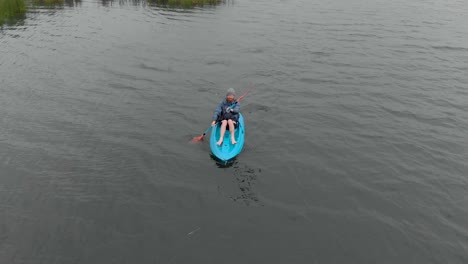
[29,0,81,8]
[148,0,223,7]
[63,0,81,7]
[97,0,228,8]
[1,0,225,26]
[0,15,26,27]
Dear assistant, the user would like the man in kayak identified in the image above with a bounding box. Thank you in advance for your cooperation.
[211,88,240,146]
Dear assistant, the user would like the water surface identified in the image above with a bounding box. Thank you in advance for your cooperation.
[1,0,467,263]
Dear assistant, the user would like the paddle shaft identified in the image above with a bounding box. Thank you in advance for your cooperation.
[202,126,212,136]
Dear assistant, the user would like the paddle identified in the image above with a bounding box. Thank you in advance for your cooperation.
[191,85,253,142]
[191,126,213,142]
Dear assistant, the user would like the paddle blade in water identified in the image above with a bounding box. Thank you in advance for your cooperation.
[192,126,211,143]
[191,134,205,142]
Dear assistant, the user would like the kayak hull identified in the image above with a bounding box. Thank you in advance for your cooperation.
[210,113,245,162]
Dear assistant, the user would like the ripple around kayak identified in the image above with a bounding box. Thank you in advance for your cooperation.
[210,113,245,162]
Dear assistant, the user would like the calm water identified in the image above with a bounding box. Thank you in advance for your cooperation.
[1,0,467,263]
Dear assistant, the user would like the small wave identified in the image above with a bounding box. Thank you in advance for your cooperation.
[348,33,383,39]
[299,78,340,85]
[242,103,270,113]
[102,68,156,84]
[380,106,459,129]
[204,59,231,66]
[108,83,140,91]
[241,47,265,54]
[309,51,331,57]
[139,63,172,72]
[431,45,468,52]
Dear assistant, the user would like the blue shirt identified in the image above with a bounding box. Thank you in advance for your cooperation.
[212,99,241,121]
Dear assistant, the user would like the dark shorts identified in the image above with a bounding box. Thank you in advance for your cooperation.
[217,119,239,128]
[217,113,239,128]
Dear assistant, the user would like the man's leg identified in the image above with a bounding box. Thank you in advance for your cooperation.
[217,120,228,146]
[228,119,237,144]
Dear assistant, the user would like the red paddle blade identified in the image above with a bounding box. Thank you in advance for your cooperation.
[191,134,205,142]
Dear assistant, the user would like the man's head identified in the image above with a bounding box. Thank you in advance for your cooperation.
[226,88,235,102]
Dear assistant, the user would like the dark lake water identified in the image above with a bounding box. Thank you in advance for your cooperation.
[1,0,467,263]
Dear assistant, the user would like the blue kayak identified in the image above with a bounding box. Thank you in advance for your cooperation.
[210,113,245,162]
